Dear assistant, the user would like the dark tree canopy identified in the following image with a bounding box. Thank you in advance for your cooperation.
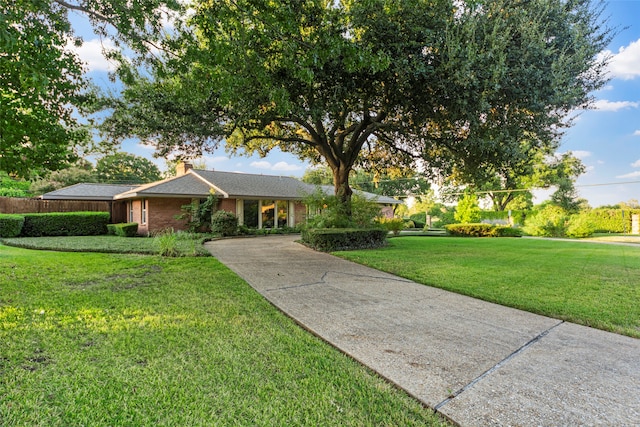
[101,0,612,218]
[95,152,162,184]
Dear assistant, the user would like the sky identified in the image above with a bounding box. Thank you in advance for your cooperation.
[69,1,640,208]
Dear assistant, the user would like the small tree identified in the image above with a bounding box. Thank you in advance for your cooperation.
[455,193,481,224]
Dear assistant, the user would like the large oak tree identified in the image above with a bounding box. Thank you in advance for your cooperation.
[101,0,611,218]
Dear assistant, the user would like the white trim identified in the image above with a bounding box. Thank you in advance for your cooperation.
[187,170,229,198]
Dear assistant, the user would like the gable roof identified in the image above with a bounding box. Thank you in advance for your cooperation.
[113,173,218,200]
[40,183,137,201]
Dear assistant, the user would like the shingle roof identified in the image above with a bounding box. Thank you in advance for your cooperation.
[41,170,401,205]
[40,183,137,200]
[114,174,217,199]
[193,170,312,199]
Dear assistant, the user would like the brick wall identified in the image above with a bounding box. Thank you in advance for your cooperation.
[147,198,192,234]
[218,198,237,214]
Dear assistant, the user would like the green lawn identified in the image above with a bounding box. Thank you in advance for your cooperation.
[0,245,446,426]
[1,234,212,257]
[336,237,640,338]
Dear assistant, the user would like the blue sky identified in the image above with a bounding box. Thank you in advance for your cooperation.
[70,1,640,207]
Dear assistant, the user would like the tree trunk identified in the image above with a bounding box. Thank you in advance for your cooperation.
[331,162,353,220]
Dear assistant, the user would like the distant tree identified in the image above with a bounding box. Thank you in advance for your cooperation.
[0,172,32,197]
[30,167,98,195]
[95,152,162,183]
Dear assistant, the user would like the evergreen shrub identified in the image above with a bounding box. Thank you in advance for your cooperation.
[21,212,110,237]
[211,210,238,236]
[301,228,388,251]
[0,214,25,238]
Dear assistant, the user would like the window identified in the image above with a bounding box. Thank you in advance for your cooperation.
[129,202,134,223]
[243,200,259,228]
[277,201,288,228]
[141,199,147,224]
[261,200,275,228]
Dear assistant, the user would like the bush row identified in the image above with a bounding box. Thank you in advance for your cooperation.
[445,223,523,237]
[301,228,388,252]
[0,212,110,237]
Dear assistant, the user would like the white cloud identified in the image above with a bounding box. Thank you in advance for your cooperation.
[602,38,640,80]
[592,99,639,111]
[272,161,303,172]
[250,161,273,170]
[634,130,640,136]
[68,38,118,72]
[250,160,303,172]
[632,159,640,168]
[571,150,592,159]
[617,171,640,179]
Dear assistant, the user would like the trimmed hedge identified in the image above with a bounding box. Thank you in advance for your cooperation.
[113,222,139,237]
[21,212,110,237]
[584,209,640,233]
[0,214,25,238]
[445,223,523,237]
[301,228,388,252]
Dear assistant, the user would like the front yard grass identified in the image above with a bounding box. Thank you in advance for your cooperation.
[0,245,446,426]
[335,237,640,338]
[1,234,213,257]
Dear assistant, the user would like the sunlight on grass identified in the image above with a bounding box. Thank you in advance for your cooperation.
[0,245,446,426]
[336,237,640,338]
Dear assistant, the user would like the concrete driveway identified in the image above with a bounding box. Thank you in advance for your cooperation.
[205,235,640,426]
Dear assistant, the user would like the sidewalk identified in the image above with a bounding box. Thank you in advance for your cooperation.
[205,235,639,426]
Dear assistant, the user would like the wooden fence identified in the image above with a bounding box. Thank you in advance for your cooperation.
[0,198,127,223]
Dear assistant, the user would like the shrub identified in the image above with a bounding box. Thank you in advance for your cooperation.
[445,223,523,237]
[522,206,568,237]
[566,213,596,238]
[106,224,117,235]
[211,210,238,236]
[21,212,109,237]
[0,214,25,238]
[113,222,139,237]
[409,213,426,229]
[583,208,640,233]
[377,217,405,236]
[304,188,380,229]
[154,229,179,257]
[454,193,481,224]
[301,228,388,252]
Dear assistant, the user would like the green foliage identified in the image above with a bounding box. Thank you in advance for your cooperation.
[304,188,381,229]
[211,210,238,236]
[176,193,218,232]
[113,222,139,237]
[523,206,568,237]
[301,228,388,252]
[566,213,596,238]
[154,228,179,257]
[0,214,25,238]
[0,173,31,197]
[377,217,405,236]
[445,223,522,237]
[0,0,89,178]
[106,224,116,235]
[30,166,97,195]
[95,152,162,184]
[584,209,640,233]
[21,212,110,237]
[454,193,481,224]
